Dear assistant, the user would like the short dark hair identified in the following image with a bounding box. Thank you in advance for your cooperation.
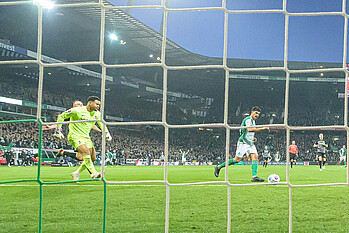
[87,96,100,102]
[251,106,261,112]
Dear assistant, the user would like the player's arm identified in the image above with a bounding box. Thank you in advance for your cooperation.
[56,108,76,126]
[92,125,102,133]
[96,119,112,141]
[53,108,77,139]
[42,124,57,130]
[245,118,269,132]
[247,126,269,132]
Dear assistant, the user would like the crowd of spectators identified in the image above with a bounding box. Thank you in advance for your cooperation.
[0,73,188,124]
[0,115,346,163]
[0,72,347,163]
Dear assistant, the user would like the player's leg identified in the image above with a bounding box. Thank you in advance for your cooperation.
[250,153,264,182]
[78,149,96,175]
[290,158,293,169]
[88,147,102,178]
[78,145,98,176]
[91,148,96,162]
[214,156,241,177]
[322,157,326,169]
[319,155,323,171]
[70,144,89,180]
[56,149,81,161]
[215,142,244,177]
[265,159,268,168]
[72,144,100,178]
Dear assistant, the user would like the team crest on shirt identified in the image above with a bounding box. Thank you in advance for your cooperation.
[67,109,72,113]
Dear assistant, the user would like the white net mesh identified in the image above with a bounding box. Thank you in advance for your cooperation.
[1,0,349,232]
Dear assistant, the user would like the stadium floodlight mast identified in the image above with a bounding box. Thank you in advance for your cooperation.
[34,0,54,9]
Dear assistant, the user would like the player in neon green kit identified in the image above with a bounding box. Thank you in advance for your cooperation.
[214,106,269,182]
[46,100,102,163]
[53,96,112,180]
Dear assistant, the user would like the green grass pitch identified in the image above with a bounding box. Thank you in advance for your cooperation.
[1,165,349,232]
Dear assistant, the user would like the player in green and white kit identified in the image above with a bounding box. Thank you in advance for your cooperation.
[274,151,280,164]
[53,96,112,180]
[339,145,347,167]
[180,149,189,166]
[214,106,269,182]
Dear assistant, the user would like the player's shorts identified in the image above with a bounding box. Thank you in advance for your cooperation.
[317,152,326,158]
[235,141,257,158]
[290,153,297,160]
[340,156,346,161]
[68,133,94,150]
[182,159,186,163]
[275,158,280,162]
[263,157,269,161]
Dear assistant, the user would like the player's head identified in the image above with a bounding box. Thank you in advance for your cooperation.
[319,133,323,140]
[292,140,295,145]
[87,96,101,111]
[265,145,268,149]
[343,145,346,148]
[72,100,83,108]
[250,106,261,119]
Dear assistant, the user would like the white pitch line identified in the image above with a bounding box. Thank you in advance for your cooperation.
[0,184,346,187]
[0,184,225,187]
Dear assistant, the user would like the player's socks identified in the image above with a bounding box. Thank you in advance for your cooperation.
[290,161,293,168]
[251,160,258,177]
[83,155,97,174]
[77,161,87,174]
[319,161,322,169]
[265,162,268,168]
[218,158,237,169]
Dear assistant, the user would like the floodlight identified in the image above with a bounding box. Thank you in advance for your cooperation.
[34,0,55,9]
[109,33,118,41]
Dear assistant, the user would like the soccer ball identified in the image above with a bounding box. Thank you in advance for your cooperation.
[268,174,280,183]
